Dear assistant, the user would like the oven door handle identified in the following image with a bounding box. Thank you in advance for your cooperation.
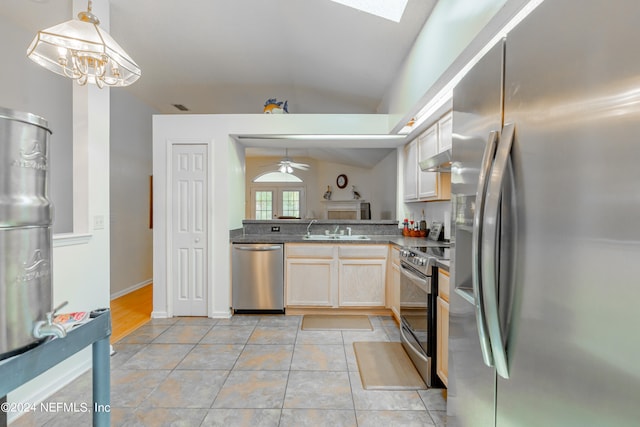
[472,130,499,368]
[400,264,431,294]
[400,325,429,363]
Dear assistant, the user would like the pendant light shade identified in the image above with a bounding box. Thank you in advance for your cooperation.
[26,1,141,88]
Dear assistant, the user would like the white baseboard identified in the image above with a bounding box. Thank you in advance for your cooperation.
[210,310,232,319]
[151,311,169,318]
[150,310,231,319]
[110,279,152,300]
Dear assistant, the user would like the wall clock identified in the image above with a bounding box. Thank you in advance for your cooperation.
[336,174,348,189]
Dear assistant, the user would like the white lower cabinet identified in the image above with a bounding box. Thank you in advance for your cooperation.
[286,258,336,306]
[387,246,401,323]
[285,243,387,308]
[437,269,450,386]
[285,244,336,307]
[339,259,386,306]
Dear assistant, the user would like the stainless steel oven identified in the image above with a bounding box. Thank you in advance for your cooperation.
[399,242,449,388]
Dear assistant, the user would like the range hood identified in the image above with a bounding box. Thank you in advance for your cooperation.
[419,149,451,172]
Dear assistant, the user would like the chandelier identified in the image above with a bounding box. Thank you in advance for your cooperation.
[26,1,141,88]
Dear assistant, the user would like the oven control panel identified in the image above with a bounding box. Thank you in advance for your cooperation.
[400,248,430,269]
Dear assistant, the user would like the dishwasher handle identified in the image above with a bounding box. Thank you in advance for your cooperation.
[234,245,282,252]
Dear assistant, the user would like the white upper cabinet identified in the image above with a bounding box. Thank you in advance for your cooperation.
[438,111,453,152]
[403,139,419,201]
[418,123,439,199]
[403,110,452,202]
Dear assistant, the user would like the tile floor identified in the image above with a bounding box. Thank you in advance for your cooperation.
[10,315,447,426]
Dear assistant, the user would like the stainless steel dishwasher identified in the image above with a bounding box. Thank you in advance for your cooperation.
[232,243,284,313]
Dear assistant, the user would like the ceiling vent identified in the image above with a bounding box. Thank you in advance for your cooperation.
[172,104,189,111]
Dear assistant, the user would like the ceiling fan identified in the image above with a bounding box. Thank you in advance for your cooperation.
[273,149,310,173]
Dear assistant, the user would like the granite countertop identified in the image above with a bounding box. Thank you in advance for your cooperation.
[435,259,450,271]
[230,233,433,247]
[230,233,450,271]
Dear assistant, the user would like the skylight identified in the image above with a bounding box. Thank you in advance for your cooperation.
[329,0,408,23]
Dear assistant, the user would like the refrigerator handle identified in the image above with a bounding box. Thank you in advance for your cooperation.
[472,130,499,368]
[481,122,516,379]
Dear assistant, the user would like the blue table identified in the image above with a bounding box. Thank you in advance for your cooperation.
[0,310,111,426]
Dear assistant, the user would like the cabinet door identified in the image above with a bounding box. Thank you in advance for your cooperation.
[390,262,400,322]
[387,246,401,323]
[438,111,453,152]
[437,295,450,386]
[438,269,450,302]
[286,258,336,306]
[338,259,386,307]
[418,124,438,199]
[403,140,418,201]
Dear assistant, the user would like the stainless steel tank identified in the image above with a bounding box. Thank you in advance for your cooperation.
[0,107,53,359]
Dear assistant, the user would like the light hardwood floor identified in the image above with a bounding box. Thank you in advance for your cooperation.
[109,284,152,343]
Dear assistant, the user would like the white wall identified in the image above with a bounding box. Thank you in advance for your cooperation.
[380,0,531,129]
[153,114,392,318]
[316,156,396,220]
[370,150,398,220]
[0,12,74,234]
[110,90,156,298]
[316,162,376,211]
[383,0,507,116]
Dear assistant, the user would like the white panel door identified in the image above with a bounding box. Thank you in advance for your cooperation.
[171,144,208,316]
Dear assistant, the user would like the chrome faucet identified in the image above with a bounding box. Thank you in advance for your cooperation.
[33,301,68,339]
[333,225,340,235]
[306,219,318,235]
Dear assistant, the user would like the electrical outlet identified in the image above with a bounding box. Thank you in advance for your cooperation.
[94,215,105,230]
[271,226,280,232]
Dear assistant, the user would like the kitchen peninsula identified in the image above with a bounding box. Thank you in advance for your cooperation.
[230,219,449,319]
[232,219,401,243]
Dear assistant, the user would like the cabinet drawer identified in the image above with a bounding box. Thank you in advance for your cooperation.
[339,244,387,259]
[286,244,334,258]
[438,269,450,302]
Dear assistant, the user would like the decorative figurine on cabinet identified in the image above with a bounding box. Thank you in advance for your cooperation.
[263,98,289,114]
[352,186,361,199]
[323,186,332,200]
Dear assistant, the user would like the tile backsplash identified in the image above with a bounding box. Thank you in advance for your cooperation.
[402,201,452,239]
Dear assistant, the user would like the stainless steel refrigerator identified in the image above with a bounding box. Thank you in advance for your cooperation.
[449,1,640,426]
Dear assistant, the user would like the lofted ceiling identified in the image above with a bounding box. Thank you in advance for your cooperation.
[107,0,436,115]
[2,0,437,166]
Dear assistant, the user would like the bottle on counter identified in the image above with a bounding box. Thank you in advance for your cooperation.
[403,218,410,236]
[420,210,427,237]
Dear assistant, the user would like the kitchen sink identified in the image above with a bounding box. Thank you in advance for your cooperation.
[302,234,371,241]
